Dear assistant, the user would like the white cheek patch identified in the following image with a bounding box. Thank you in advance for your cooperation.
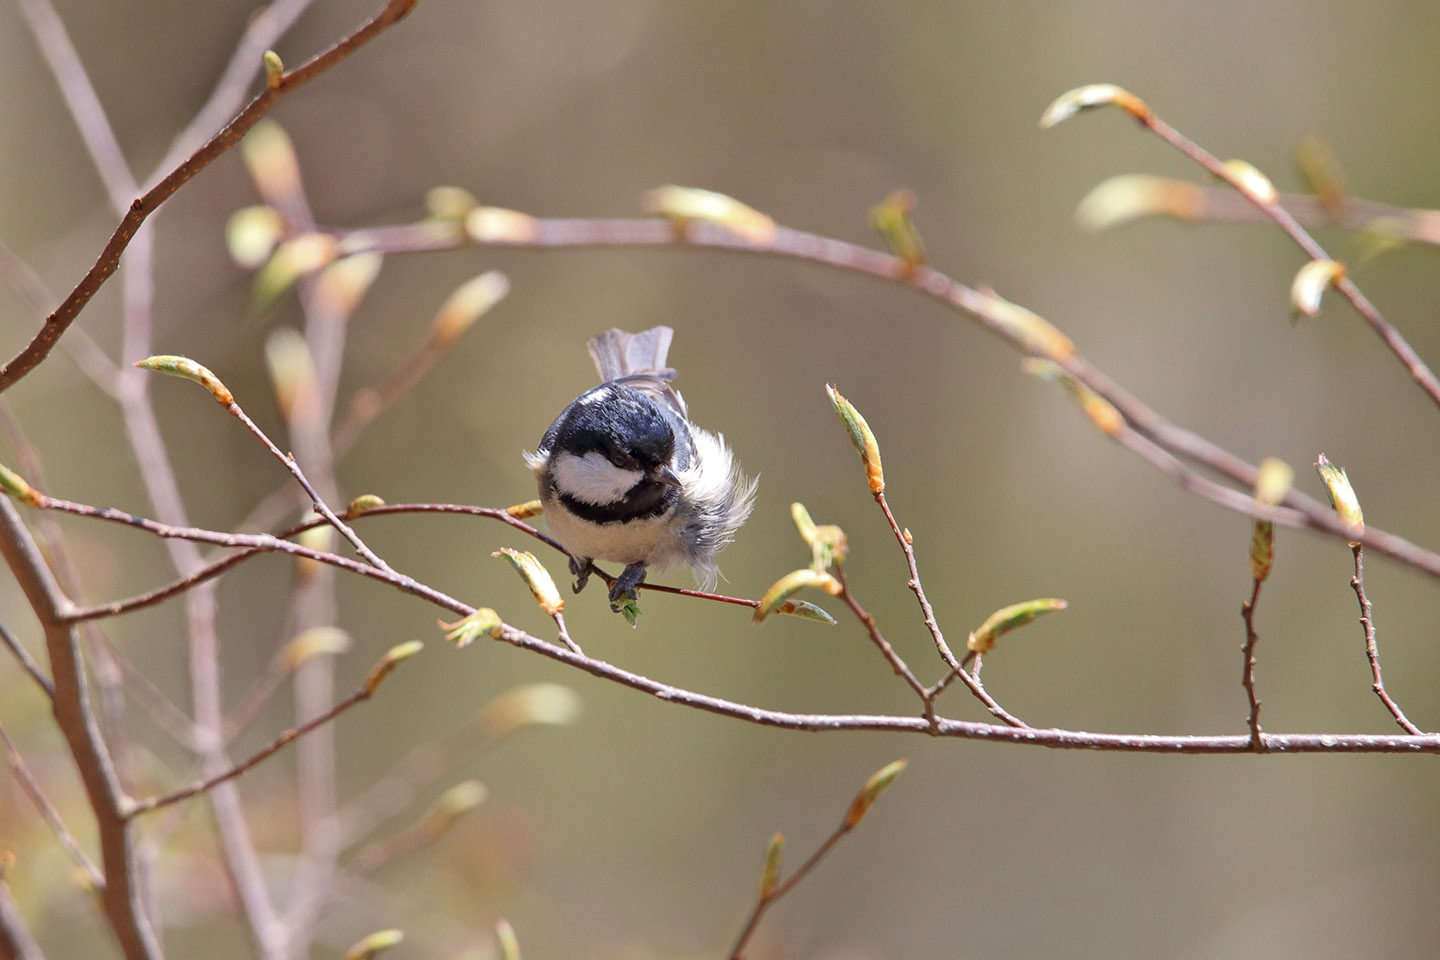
[551,450,642,505]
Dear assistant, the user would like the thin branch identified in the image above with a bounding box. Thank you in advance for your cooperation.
[729,824,851,960]
[831,567,926,699]
[1149,185,1440,247]
[0,498,161,959]
[126,673,386,818]
[0,0,424,393]
[0,718,103,886]
[224,400,392,571]
[0,620,53,699]
[1240,578,1264,751]
[0,872,46,960]
[329,216,1440,583]
[872,491,1026,727]
[1132,106,1440,411]
[1349,545,1423,735]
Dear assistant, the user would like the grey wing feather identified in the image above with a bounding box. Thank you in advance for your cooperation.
[587,326,687,418]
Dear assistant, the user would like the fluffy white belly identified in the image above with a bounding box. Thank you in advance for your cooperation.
[543,502,688,571]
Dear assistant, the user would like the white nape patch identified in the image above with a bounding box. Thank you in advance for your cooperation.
[577,386,611,406]
[551,450,642,505]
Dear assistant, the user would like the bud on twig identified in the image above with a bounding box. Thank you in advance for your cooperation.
[493,548,564,615]
[641,185,777,244]
[1315,453,1363,544]
[477,683,582,738]
[363,641,423,696]
[1249,457,1294,582]
[505,499,544,520]
[753,569,842,624]
[967,598,1068,654]
[826,384,885,494]
[1220,159,1277,204]
[342,929,404,960]
[869,188,926,272]
[441,608,504,648]
[1290,259,1346,320]
[1075,174,1205,232]
[134,355,234,405]
[0,462,42,507]
[431,271,509,346]
[844,759,907,828]
[262,50,284,89]
[758,832,784,898]
[1039,83,1150,128]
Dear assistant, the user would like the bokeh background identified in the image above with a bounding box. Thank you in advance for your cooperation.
[4,1,1440,957]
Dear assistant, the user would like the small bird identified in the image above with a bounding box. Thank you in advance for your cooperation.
[525,327,756,609]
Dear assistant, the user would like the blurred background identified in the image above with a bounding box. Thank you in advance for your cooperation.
[3,1,1440,957]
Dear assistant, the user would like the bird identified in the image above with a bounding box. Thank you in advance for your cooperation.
[524,326,756,610]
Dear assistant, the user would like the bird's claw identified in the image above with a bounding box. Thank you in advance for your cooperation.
[608,563,648,610]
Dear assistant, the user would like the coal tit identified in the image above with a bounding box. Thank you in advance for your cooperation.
[525,327,756,608]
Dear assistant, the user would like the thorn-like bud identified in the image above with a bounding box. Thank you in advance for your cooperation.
[240,120,302,203]
[425,185,479,220]
[264,328,319,424]
[431,271,509,346]
[133,355,234,405]
[313,254,384,319]
[418,779,488,838]
[758,832,784,899]
[826,384,885,495]
[869,188,926,272]
[363,641,422,696]
[753,569,843,624]
[495,919,521,960]
[226,205,286,269]
[477,682,582,738]
[967,598,1067,654]
[505,499,544,520]
[441,608,504,648]
[262,50,284,89]
[1039,83,1149,129]
[1221,159,1278,204]
[1249,457,1294,582]
[342,929,404,960]
[1021,358,1123,436]
[640,185,777,244]
[976,289,1075,361]
[346,494,386,516]
[791,502,818,546]
[844,759,907,828]
[465,207,539,243]
[1075,174,1206,232]
[493,548,565,616]
[0,462,43,507]
[1290,259,1346,320]
[1315,453,1363,544]
[282,627,353,670]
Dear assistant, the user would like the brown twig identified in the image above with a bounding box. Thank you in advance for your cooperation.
[1144,185,1440,247]
[329,216,1440,583]
[1349,546,1423,735]
[1240,578,1265,751]
[872,491,1026,727]
[1129,106,1440,411]
[0,0,424,393]
[126,670,390,818]
[0,498,161,959]
[0,872,45,960]
[832,567,927,699]
[0,620,53,699]
[729,821,853,960]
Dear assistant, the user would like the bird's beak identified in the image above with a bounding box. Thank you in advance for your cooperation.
[650,463,682,488]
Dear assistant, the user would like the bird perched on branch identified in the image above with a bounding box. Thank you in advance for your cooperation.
[525,326,756,611]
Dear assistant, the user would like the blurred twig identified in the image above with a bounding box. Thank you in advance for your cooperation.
[1349,546,1422,735]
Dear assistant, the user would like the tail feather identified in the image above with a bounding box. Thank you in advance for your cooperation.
[588,326,674,380]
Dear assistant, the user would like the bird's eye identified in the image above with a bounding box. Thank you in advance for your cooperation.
[607,451,628,469]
